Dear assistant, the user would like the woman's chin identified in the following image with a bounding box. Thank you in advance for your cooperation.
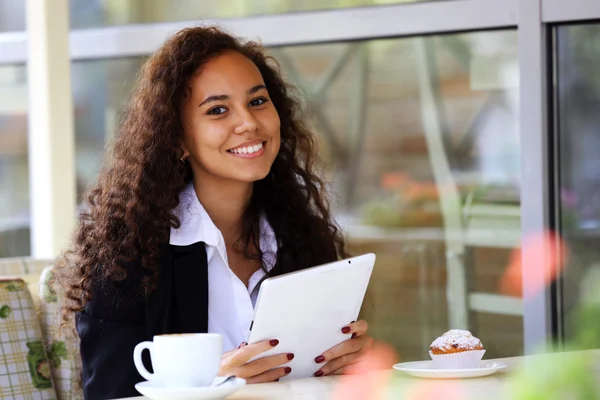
[246,172,272,183]
[228,169,272,184]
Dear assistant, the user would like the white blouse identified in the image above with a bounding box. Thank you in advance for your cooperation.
[169,183,277,352]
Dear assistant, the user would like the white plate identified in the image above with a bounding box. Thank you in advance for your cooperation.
[134,377,246,400]
[393,360,508,379]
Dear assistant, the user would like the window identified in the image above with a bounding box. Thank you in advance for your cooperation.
[72,57,146,200]
[555,23,600,343]
[277,31,521,360]
[0,1,25,32]
[0,65,29,257]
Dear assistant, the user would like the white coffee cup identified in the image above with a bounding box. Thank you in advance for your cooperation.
[133,333,222,387]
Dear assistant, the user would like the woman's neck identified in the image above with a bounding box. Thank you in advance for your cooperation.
[192,174,253,243]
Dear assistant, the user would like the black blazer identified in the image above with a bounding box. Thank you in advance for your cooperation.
[77,242,210,400]
[77,240,338,400]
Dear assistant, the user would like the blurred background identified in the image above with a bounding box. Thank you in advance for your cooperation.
[0,0,599,363]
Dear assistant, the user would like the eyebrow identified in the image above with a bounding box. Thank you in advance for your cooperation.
[198,84,267,107]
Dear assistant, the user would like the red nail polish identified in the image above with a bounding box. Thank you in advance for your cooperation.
[285,367,292,374]
[342,326,351,334]
[315,355,325,363]
[315,370,324,377]
[270,339,279,346]
[287,353,295,360]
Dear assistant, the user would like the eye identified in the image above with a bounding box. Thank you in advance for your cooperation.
[207,106,227,115]
[250,97,269,107]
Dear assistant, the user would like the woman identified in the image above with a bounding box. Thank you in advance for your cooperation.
[56,26,373,400]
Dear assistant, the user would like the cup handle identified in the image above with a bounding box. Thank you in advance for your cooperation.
[133,341,155,382]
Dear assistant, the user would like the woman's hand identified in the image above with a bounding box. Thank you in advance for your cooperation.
[219,339,294,383]
[313,320,374,376]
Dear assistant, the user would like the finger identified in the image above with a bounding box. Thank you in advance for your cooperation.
[230,339,280,365]
[315,335,368,365]
[315,352,361,377]
[341,320,368,337]
[241,352,294,378]
[246,366,292,384]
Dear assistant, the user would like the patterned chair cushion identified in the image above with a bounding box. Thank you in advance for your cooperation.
[38,267,83,400]
[0,278,57,399]
[0,258,55,304]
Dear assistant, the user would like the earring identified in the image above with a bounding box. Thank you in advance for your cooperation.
[180,157,187,164]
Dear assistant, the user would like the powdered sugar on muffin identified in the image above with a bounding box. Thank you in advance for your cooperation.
[430,329,483,354]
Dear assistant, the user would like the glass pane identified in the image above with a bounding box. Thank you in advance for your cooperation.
[0,0,25,32]
[72,57,146,200]
[69,0,457,29]
[77,29,521,361]
[0,65,30,257]
[277,31,521,361]
[556,24,600,344]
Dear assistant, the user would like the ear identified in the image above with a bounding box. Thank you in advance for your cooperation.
[180,143,190,161]
[181,148,190,161]
[179,86,193,161]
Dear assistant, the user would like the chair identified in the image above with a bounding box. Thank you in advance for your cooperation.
[0,258,83,400]
[38,266,83,400]
[0,277,57,399]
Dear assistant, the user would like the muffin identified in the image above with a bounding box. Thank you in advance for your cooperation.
[429,329,485,369]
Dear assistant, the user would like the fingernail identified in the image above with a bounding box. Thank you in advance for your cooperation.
[270,339,279,346]
[315,355,325,363]
[287,353,295,360]
[341,326,351,334]
[284,367,292,374]
[314,370,324,377]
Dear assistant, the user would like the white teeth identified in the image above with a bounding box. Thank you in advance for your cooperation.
[230,142,263,154]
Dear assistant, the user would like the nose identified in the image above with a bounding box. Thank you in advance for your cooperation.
[234,108,258,135]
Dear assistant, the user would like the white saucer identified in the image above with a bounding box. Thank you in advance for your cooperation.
[134,377,246,400]
[393,360,507,379]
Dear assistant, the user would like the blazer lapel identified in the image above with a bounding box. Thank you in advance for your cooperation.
[171,242,209,333]
[145,244,174,337]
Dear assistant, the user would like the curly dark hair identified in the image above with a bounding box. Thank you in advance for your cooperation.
[55,26,347,320]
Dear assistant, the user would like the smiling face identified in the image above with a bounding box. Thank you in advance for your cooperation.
[180,51,281,187]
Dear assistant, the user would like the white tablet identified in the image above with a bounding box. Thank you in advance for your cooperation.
[246,253,376,380]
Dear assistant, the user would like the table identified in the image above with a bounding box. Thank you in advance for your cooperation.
[117,350,600,400]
